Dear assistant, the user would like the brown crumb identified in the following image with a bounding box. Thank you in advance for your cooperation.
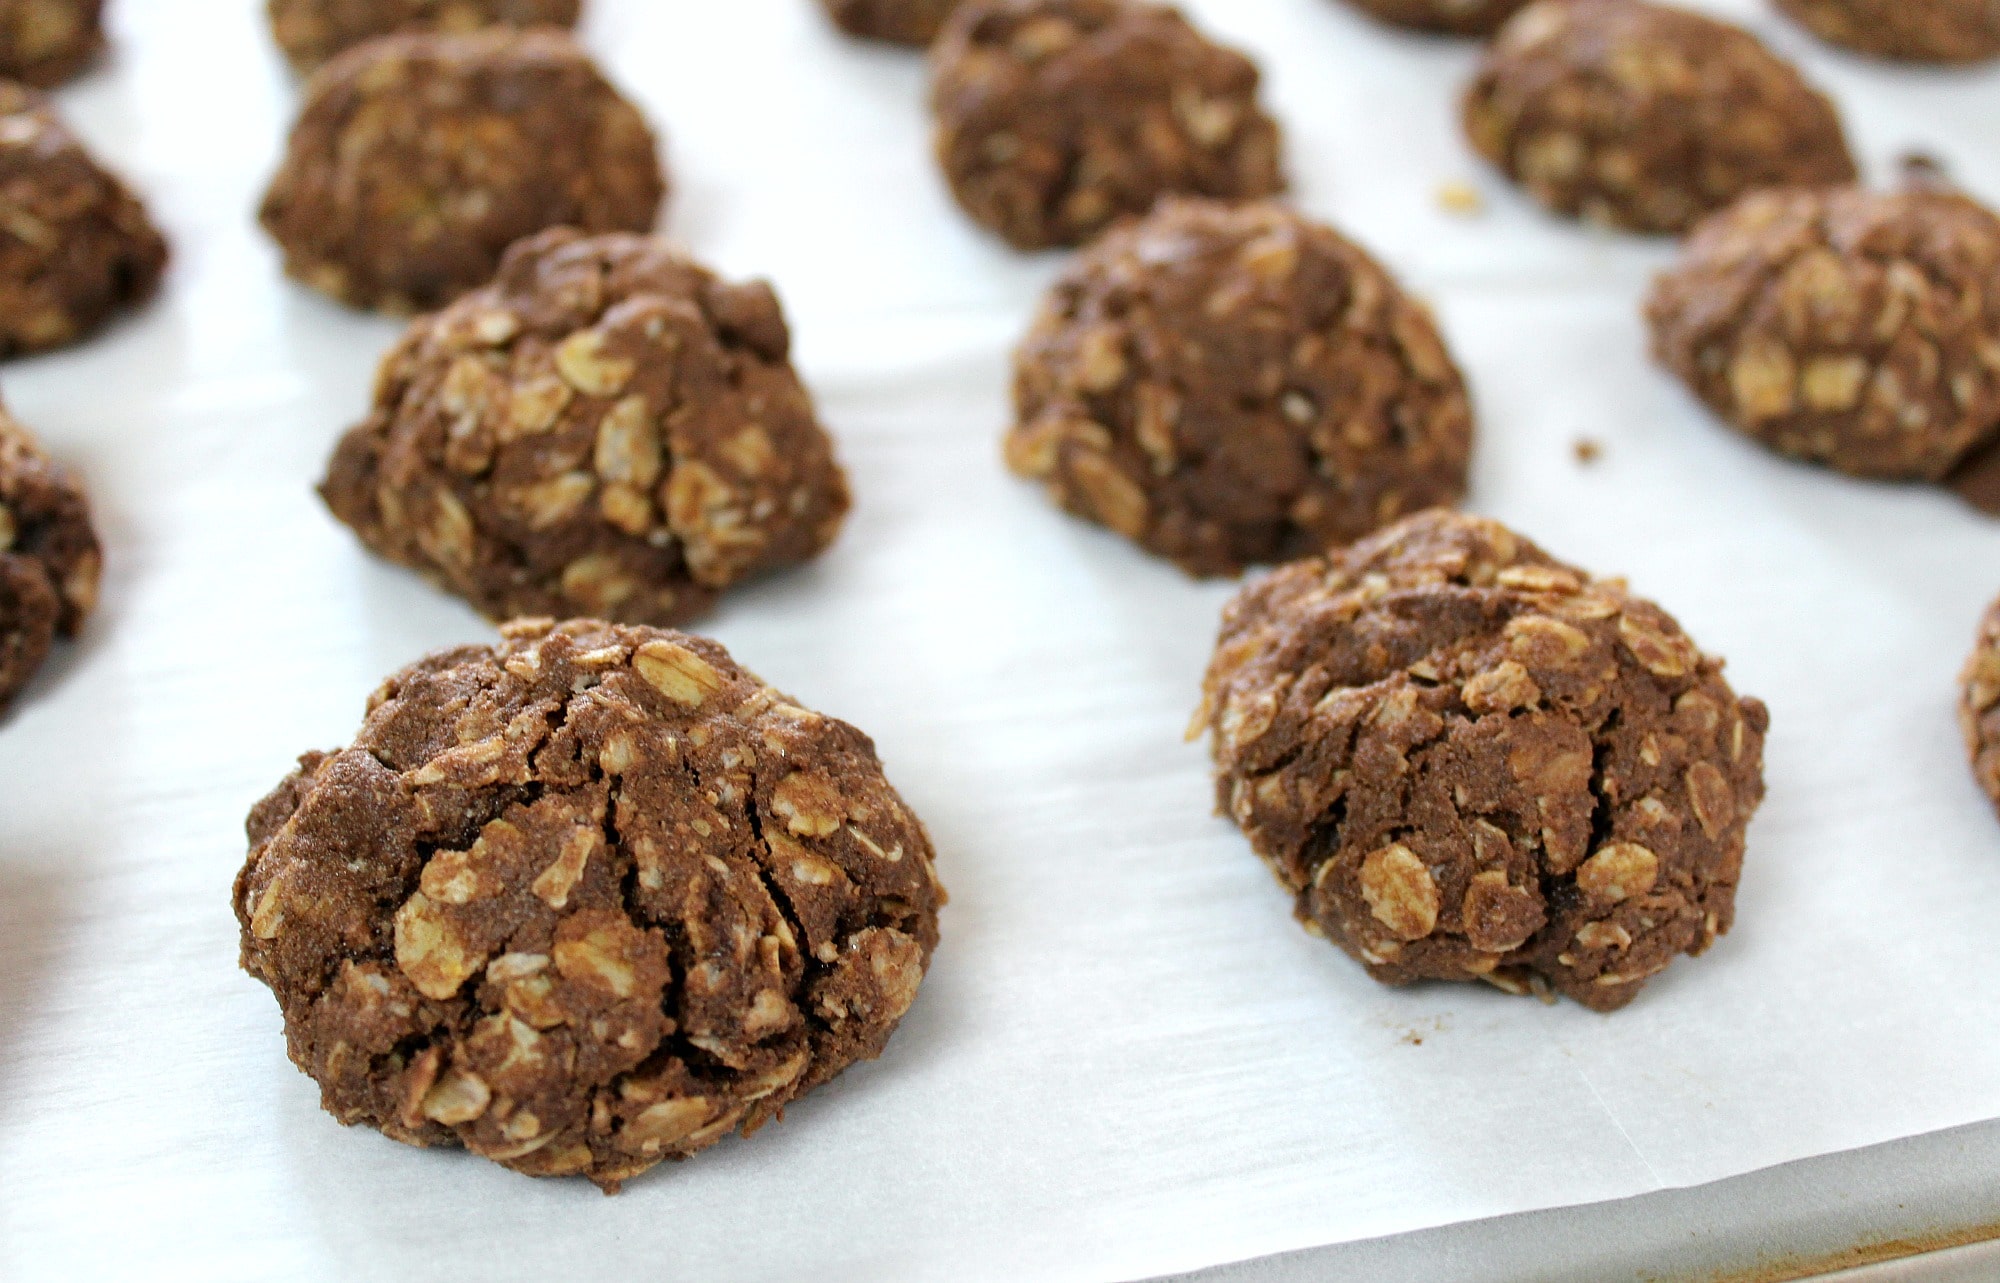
[1573,438,1602,464]
[1436,180,1485,217]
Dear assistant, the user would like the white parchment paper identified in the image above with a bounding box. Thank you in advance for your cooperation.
[1,1,1998,1280]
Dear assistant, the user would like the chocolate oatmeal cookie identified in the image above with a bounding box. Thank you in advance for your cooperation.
[1463,0,1855,235]
[321,229,850,626]
[0,0,101,86]
[0,82,166,358]
[1198,510,1768,1011]
[929,0,1285,251]
[0,401,100,715]
[1776,0,2000,64]
[1337,0,1536,37]
[1647,186,2000,485]
[1008,199,1472,576]
[818,0,962,44]
[1965,597,2000,816]
[235,619,944,1190]
[267,0,584,73]
[259,28,665,313]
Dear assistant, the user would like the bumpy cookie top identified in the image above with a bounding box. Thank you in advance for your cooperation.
[267,0,584,72]
[1648,186,2000,484]
[1009,199,1472,575]
[0,81,166,357]
[0,0,102,86]
[1776,0,2000,64]
[321,228,850,626]
[0,402,100,714]
[929,0,1285,250]
[235,619,945,1191]
[1964,598,2000,817]
[1463,0,1855,234]
[1199,510,1768,1011]
[1337,0,1536,37]
[259,28,664,312]
[818,0,964,45]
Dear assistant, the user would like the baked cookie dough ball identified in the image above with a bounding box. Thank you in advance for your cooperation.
[268,0,584,73]
[1008,199,1472,575]
[929,0,1285,251]
[235,619,944,1190]
[1463,0,1855,235]
[1337,0,1536,37]
[1965,598,2000,816]
[1647,186,2000,483]
[1776,0,2000,64]
[0,401,100,715]
[322,229,850,626]
[259,29,665,313]
[1198,510,1768,1011]
[0,0,102,86]
[818,0,963,45]
[0,83,166,357]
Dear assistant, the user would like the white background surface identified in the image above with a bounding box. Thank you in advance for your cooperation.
[0,1,1997,1280]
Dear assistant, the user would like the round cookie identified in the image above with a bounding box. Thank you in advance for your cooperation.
[0,82,166,358]
[1007,198,1472,576]
[321,228,850,626]
[929,0,1285,251]
[818,0,963,45]
[0,0,101,86]
[1463,0,1855,235]
[0,400,101,715]
[1965,597,2000,817]
[1647,186,2000,483]
[1198,509,1768,1011]
[1337,0,1536,37]
[259,28,665,313]
[1776,0,2000,64]
[235,619,945,1191]
[267,0,584,73]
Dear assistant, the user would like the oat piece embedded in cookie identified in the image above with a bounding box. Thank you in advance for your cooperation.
[1776,0,2000,63]
[1463,0,1855,235]
[818,0,963,44]
[267,0,583,73]
[259,28,665,313]
[235,620,944,1190]
[1647,186,2000,486]
[0,0,102,86]
[1964,598,2000,817]
[1337,0,1535,37]
[929,0,1285,251]
[1008,198,1473,576]
[0,400,101,715]
[1198,510,1768,1011]
[0,82,166,358]
[321,228,850,625]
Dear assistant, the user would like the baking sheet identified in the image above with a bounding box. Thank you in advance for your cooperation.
[1,1,1998,1280]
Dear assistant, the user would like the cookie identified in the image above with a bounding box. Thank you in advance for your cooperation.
[1965,598,2000,817]
[818,0,963,44]
[259,28,665,313]
[1463,0,1855,235]
[1776,0,2000,63]
[1647,186,2000,485]
[267,0,584,73]
[1197,510,1768,1011]
[0,400,101,715]
[321,228,850,626]
[929,0,1285,251]
[235,619,944,1191]
[0,82,166,357]
[1337,0,1536,37]
[1008,198,1473,576]
[0,0,101,86]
